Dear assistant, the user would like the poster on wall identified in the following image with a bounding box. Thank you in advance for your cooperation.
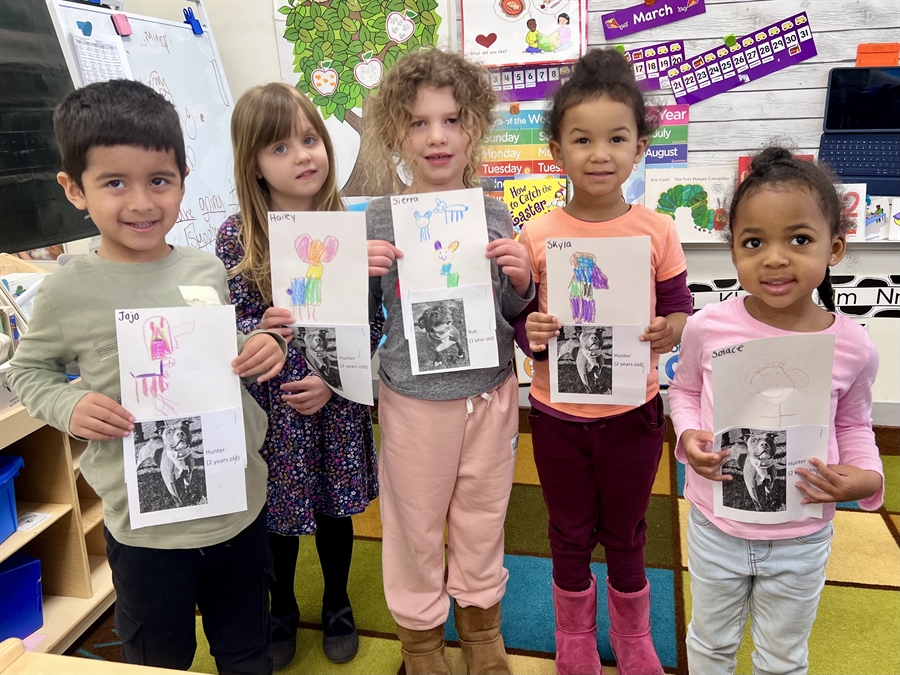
[666,13,816,106]
[462,0,586,68]
[273,0,454,196]
[645,167,736,244]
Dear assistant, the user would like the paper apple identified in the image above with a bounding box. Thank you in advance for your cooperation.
[354,52,383,89]
[312,61,338,96]
[386,10,415,43]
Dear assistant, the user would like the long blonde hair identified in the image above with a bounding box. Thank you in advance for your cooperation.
[362,49,497,193]
[229,83,343,304]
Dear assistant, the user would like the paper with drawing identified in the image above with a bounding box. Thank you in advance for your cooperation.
[269,212,369,326]
[545,236,651,405]
[711,334,835,524]
[295,325,374,406]
[116,305,247,529]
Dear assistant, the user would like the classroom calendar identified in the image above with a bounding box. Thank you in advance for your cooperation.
[666,13,817,105]
[624,41,684,92]
[487,63,573,102]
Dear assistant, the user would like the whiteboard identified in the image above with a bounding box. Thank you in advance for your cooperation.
[46,0,236,252]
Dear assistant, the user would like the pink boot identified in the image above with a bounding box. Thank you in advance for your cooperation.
[606,579,663,675]
[552,574,604,675]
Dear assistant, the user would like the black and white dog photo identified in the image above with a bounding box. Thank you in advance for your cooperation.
[412,299,470,372]
[720,428,787,512]
[556,325,613,395]
[297,326,343,391]
[134,416,207,512]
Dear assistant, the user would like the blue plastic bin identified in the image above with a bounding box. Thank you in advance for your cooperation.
[0,455,25,545]
[0,553,43,640]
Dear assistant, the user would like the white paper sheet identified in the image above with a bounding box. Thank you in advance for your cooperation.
[295,325,374,406]
[73,34,132,85]
[268,212,369,326]
[711,334,836,524]
[392,188,493,293]
[545,236,651,326]
[645,168,736,244]
[116,305,248,529]
[406,285,499,375]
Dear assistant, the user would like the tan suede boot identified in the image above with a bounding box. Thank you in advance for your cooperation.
[396,624,451,675]
[454,601,513,675]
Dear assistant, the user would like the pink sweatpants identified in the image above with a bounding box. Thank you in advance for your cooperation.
[378,374,519,630]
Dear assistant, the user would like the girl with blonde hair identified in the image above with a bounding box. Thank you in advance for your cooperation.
[217,82,383,668]
[364,48,534,675]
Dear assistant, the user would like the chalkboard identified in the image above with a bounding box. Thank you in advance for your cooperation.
[47,0,236,252]
[0,0,94,254]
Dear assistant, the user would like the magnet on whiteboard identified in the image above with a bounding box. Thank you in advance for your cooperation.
[111,13,133,36]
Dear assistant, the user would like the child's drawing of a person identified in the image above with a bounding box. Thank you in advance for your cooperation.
[554,13,572,51]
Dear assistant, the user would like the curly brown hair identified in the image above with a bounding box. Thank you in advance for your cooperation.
[362,49,497,193]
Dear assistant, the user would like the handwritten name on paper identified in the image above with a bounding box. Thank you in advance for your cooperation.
[712,344,745,358]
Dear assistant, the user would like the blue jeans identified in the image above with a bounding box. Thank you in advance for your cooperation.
[686,506,833,675]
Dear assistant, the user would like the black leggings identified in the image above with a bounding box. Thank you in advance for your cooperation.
[268,513,354,618]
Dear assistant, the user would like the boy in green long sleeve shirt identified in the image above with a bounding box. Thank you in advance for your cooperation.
[8,80,285,675]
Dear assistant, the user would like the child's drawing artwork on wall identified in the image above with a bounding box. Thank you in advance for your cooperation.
[645,167,736,243]
[461,0,585,67]
[568,252,609,323]
[290,234,339,322]
[268,211,369,326]
[710,333,836,524]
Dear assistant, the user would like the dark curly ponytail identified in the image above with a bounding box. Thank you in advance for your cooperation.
[728,146,852,313]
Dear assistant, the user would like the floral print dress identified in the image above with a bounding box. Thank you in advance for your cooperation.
[217,215,382,535]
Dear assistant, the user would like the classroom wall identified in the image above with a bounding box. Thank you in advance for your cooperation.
[120,0,899,417]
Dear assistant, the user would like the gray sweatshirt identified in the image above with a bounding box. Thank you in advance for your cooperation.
[366,195,534,400]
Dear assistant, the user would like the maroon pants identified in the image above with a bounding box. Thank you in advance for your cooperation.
[530,395,666,594]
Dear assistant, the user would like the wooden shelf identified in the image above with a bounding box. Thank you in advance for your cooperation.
[0,405,45,452]
[0,503,72,564]
[79,499,103,535]
[70,440,86,478]
[29,556,115,655]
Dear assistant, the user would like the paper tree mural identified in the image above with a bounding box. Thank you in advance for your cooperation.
[277,0,443,195]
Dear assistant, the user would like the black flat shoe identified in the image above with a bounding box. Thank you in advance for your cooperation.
[322,606,359,664]
[270,611,300,670]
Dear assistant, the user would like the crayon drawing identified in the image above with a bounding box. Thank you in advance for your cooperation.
[434,198,468,223]
[415,210,433,241]
[129,316,195,416]
[434,240,460,287]
[290,234,339,322]
[569,252,609,323]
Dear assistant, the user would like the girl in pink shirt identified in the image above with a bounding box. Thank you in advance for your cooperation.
[668,147,883,675]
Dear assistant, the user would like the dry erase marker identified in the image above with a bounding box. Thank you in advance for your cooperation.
[9,314,19,348]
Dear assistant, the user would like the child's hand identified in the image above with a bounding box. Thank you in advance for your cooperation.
[682,429,732,482]
[259,307,295,340]
[233,334,285,382]
[486,238,531,297]
[640,316,675,354]
[280,374,333,415]
[70,392,135,441]
[525,312,561,352]
[795,459,883,505]
[368,240,403,277]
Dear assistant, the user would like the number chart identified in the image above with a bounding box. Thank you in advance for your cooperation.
[487,63,573,102]
[623,41,684,92]
[666,13,816,106]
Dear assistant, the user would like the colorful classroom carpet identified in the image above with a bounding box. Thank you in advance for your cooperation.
[67,424,900,675]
